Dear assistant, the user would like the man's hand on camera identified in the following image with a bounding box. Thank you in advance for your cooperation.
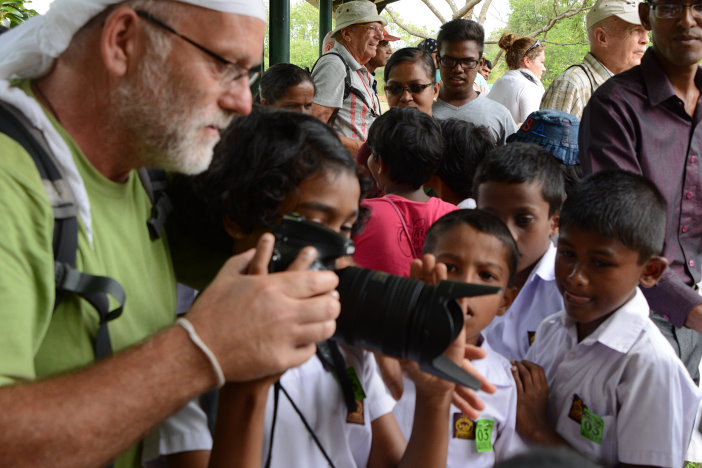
[186,233,340,382]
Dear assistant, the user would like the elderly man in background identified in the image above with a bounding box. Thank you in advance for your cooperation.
[312,0,385,155]
[540,0,648,118]
[365,30,400,112]
[0,1,341,467]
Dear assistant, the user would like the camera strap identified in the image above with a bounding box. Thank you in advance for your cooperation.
[266,381,337,468]
[316,339,359,414]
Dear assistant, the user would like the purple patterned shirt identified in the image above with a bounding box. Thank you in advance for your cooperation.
[580,48,702,327]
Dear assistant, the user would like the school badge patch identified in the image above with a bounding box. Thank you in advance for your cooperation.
[346,399,364,425]
[568,394,586,423]
[452,413,475,440]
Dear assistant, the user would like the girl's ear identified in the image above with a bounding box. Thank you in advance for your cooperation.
[496,286,518,316]
[639,256,668,288]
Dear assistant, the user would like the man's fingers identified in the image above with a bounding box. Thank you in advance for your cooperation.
[286,246,319,272]
[511,363,524,393]
[247,233,276,275]
[267,269,340,299]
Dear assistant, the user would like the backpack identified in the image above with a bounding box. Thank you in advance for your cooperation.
[311,52,379,125]
[0,100,172,361]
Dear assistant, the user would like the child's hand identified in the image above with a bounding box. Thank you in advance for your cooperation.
[406,256,496,418]
[452,343,497,420]
[374,352,404,400]
[511,360,552,442]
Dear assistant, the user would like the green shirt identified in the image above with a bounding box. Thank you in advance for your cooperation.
[0,82,177,468]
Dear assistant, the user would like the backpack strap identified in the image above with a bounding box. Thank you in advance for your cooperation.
[0,100,125,361]
[566,63,595,95]
[311,51,379,125]
[138,167,172,240]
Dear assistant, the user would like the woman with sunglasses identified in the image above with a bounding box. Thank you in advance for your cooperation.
[487,34,546,125]
[354,47,440,194]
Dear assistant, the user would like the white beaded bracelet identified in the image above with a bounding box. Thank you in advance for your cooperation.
[176,317,225,388]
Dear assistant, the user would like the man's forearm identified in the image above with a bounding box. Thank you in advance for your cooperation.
[0,325,216,468]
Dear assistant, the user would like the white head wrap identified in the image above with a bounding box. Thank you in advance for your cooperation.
[0,0,265,243]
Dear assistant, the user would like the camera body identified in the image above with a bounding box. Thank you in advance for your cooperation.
[271,214,500,389]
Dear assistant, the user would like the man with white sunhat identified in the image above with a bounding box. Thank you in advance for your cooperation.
[540,0,649,118]
[0,1,343,467]
[312,0,387,155]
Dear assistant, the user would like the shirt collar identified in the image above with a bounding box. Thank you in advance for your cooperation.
[563,288,649,354]
[332,42,364,72]
[526,242,557,284]
[583,52,613,86]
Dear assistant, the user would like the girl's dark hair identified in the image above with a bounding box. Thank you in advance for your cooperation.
[438,119,496,200]
[256,63,315,105]
[424,209,519,286]
[367,107,443,190]
[170,107,369,253]
[498,33,544,70]
[384,47,436,83]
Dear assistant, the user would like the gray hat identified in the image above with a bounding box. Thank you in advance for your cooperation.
[586,0,641,29]
[331,1,387,39]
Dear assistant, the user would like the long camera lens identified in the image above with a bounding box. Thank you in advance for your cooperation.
[271,214,500,389]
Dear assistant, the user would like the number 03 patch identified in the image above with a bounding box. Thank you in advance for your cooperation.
[580,408,604,445]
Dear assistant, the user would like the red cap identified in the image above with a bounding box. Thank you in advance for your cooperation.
[383,30,400,41]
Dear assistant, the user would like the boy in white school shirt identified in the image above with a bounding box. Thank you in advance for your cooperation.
[393,209,527,466]
[474,143,566,360]
[513,170,701,467]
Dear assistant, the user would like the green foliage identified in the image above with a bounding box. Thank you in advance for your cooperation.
[487,0,594,88]
[1,0,37,27]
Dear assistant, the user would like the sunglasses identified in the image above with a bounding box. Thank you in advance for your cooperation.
[384,83,434,96]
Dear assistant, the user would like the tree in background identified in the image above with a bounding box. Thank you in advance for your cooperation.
[1,0,37,27]
[383,0,593,86]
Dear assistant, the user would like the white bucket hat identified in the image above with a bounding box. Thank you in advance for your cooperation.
[331,1,387,39]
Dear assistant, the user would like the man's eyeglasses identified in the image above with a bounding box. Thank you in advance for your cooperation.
[354,23,384,36]
[438,55,480,70]
[648,2,702,18]
[524,39,543,57]
[135,10,260,86]
[384,83,434,95]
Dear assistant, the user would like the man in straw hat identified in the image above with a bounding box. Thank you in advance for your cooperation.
[312,0,387,155]
[0,1,342,466]
[540,0,649,118]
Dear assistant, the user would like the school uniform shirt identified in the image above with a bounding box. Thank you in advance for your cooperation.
[261,345,395,468]
[484,243,563,360]
[392,337,527,467]
[526,288,701,467]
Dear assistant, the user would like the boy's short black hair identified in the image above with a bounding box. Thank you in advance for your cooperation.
[367,107,443,190]
[384,47,436,83]
[560,170,666,262]
[473,142,565,216]
[437,19,485,55]
[438,119,496,200]
[257,63,315,105]
[424,209,519,286]
[483,58,493,69]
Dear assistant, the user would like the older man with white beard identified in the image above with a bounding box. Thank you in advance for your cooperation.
[0,1,342,467]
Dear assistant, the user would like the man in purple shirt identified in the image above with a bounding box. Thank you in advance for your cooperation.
[580,0,702,381]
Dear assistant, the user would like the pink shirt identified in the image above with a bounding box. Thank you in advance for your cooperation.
[353,195,457,277]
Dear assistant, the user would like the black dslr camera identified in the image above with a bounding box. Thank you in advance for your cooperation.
[270,214,501,389]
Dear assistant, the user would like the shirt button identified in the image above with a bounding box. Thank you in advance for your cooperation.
[686,192,694,199]
[690,260,695,268]
[663,314,671,321]
[692,156,698,163]
[683,225,690,233]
